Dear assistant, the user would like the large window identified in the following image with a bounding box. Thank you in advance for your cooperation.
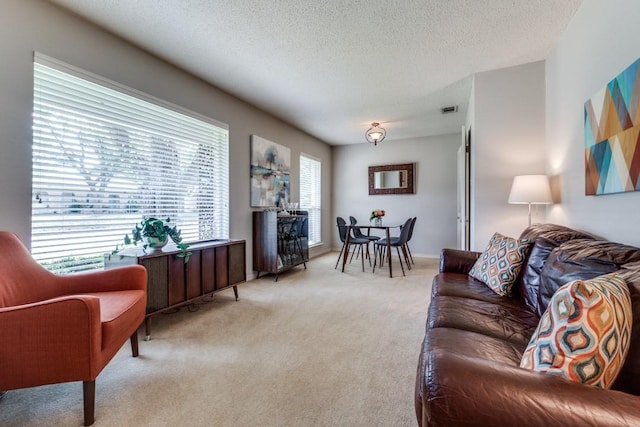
[299,154,321,245]
[32,54,229,273]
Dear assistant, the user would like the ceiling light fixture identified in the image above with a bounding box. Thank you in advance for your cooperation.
[365,122,386,146]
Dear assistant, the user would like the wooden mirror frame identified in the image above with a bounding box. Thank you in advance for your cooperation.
[368,163,415,195]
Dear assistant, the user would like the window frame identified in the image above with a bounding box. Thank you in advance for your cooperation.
[31,53,230,273]
[299,153,322,246]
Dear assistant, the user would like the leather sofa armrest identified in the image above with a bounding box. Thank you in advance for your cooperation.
[439,248,481,274]
[422,351,640,427]
[55,264,148,294]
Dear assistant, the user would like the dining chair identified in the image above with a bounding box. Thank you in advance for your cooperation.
[375,217,414,269]
[373,217,413,276]
[349,216,379,261]
[335,216,371,271]
[404,217,417,265]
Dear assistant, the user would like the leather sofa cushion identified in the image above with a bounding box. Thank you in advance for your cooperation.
[538,239,640,314]
[433,273,529,311]
[518,223,597,243]
[515,224,596,311]
[519,238,559,315]
[423,327,524,365]
[427,293,539,347]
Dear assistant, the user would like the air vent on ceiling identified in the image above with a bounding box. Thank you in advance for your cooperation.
[441,105,458,114]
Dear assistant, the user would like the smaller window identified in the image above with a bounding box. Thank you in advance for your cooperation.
[300,154,321,245]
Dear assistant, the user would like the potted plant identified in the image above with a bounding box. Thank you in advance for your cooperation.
[122,217,192,262]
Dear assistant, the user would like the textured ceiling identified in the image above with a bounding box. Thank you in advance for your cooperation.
[49,0,583,145]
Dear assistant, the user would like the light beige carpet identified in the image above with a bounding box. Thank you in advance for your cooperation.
[0,252,437,427]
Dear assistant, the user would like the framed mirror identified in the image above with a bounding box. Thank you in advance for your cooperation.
[368,163,415,195]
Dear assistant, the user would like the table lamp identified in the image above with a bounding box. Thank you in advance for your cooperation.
[508,175,553,226]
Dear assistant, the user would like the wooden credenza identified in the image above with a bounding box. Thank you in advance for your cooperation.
[105,239,246,339]
[253,210,309,280]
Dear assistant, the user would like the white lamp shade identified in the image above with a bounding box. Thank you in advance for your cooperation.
[508,175,552,204]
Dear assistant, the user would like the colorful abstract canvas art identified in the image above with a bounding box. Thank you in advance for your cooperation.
[250,135,291,207]
[584,58,640,195]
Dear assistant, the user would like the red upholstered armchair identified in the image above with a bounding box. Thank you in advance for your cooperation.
[0,232,147,426]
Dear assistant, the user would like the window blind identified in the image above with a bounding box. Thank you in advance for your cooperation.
[32,53,229,273]
[299,154,321,245]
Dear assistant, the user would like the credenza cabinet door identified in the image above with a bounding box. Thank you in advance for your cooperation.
[105,239,246,315]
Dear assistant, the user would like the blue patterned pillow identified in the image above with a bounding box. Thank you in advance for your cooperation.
[469,232,531,296]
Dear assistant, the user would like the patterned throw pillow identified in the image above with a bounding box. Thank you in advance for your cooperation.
[520,274,632,389]
[469,232,531,296]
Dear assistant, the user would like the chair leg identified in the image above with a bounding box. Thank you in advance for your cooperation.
[365,243,372,267]
[360,244,365,272]
[335,242,346,269]
[349,244,357,263]
[396,247,406,276]
[401,245,411,270]
[130,331,139,357]
[83,380,95,426]
[372,245,378,273]
[406,243,414,264]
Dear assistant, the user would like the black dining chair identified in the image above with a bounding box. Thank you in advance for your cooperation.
[335,216,371,271]
[374,217,415,269]
[373,217,413,276]
[349,216,379,261]
[404,217,417,265]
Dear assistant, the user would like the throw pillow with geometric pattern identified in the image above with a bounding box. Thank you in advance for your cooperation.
[469,232,531,297]
[520,274,632,389]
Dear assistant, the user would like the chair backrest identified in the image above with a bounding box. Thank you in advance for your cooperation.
[398,217,414,244]
[336,217,348,243]
[349,216,366,238]
[0,232,58,308]
[407,217,417,241]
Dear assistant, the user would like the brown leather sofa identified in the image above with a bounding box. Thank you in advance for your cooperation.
[415,223,640,427]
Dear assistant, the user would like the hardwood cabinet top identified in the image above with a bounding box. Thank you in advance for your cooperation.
[111,238,245,259]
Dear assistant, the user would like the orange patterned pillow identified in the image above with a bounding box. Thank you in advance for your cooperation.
[520,274,632,388]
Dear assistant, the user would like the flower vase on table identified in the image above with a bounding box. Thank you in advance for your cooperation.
[370,209,385,226]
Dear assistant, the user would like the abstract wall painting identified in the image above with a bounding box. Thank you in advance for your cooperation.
[584,57,640,195]
[250,135,291,207]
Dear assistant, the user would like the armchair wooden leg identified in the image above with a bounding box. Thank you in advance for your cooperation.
[83,380,95,426]
[130,331,139,357]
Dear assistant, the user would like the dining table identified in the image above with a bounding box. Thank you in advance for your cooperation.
[341,223,402,278]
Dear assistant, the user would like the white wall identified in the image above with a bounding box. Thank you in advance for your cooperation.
[545,0,640,246]
[333,134,459,258]
[0,1,333,276]
[471,61,547,250]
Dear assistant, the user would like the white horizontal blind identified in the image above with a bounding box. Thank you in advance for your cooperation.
[32,54,229,273]
[299,154,321,245]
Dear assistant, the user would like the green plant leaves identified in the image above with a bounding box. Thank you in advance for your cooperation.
[118,216,191,262]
